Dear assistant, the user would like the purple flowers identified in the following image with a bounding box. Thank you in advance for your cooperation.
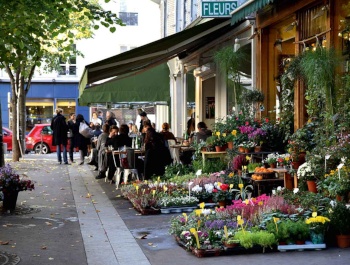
[248,128,266,140]
[0,164,35,194]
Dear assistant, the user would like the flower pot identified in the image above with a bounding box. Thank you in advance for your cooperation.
[291,161,301,169]
[227,141,234,150]
[218,201,226,208]
[223,242,238,248]
[336,234,350,248]
[254,145,262,152]
[2,191,19,212]
[295,240,306,245]
[215,146,225,152]
[269,163,276,169]
[310,231,324,244]
[307,180,317,193]
[284,173,293,190]
[244,148,249,153]
[238,146,245,153]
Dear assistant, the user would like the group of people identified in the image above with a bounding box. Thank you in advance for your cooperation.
[51,109,174,182]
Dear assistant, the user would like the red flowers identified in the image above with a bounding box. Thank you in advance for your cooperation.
[220,183,229,191]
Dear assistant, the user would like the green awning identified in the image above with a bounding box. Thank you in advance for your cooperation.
[79,19,232,92]
[231,0,274,25]
[79,63,170,106]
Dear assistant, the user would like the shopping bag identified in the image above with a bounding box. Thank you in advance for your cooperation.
[79,122,93,138]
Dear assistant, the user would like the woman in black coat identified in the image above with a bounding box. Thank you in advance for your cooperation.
[144,127,172,179]
[73,114,90,165]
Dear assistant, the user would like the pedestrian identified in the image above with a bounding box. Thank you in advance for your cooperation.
[97,110,104,124]
[73,114,90,165]
[50,108,69,165]
[67,112,76,163]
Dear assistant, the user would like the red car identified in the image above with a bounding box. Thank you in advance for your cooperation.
[2,127,13,152]
[26,124,71,154]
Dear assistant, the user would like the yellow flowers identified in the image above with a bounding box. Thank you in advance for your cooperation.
[305,215,330,225]
[152,189,156,198]
[216,131,221,136]
[190,228,200,249]
[238,183,244,190]
[224,225,228,238]
[229,172,234,177]
[199,202,205,209]
[273,217,280,233]
[231,130,237,136]
[246,156,251,161]
[182,213,187,223]
[222,133,227,137]
[163,186,168,192]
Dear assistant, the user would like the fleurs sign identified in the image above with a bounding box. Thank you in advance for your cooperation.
[202,1,238,18]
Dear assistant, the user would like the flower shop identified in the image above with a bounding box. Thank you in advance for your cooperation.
[118,41,350,257]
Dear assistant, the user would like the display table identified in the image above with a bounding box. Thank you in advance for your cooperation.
[201,151,227,168]
[247,177,284,196]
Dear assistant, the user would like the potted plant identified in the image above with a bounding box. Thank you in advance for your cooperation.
[288,219,309,244]
[248,127,266,152]
[297,161,317,193]
[330,202,350,248]
[225,129,237,150]
[247,163,262,173]
[305,212,330,244]
[263,153,279,168]
[0,164,35,212]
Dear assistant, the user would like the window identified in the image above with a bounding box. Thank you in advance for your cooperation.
[119,12,138,26]
[58,45,77,76]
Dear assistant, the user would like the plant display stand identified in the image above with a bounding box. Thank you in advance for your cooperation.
[277,242,326,252]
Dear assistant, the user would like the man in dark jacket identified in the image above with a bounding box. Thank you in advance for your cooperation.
[51,108,69,164]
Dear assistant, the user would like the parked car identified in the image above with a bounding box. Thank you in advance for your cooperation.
[26,123,71,154]
[2,127,13,151]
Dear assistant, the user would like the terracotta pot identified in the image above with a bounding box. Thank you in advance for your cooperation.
[336,234,350,248]
[284,173,293,190]
[291,161,301,169]
[307,180,317,193]
[254,146,262,152]
[295,240,306,245]
[244,148,249,153]
[218,201,226,208]
[227,141,234,150]
[238,146,245,153]
[269,163,276,169]
[215,146,225,152]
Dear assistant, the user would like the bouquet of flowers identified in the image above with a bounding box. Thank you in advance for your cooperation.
[276,153,291,166]
[0,164,35,195]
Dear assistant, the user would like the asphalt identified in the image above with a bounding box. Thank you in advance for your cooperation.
[0,153,350,265]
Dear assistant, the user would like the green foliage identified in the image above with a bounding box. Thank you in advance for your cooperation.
[192,157,227,174]
[330,202,350,235]
[234,230,276,250]
[163,164,193,181]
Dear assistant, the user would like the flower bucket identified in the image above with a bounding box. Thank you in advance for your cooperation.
[2,191,19,212]
[254,146,262,152]
[307,180,317,193]
[227,142,234,150]
[238,147,245,153]
[336,234,350,248]
[310,231,324,244]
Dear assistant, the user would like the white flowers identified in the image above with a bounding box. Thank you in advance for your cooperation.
[191,185,203,193]
[158,196,199,207]
[297,161,314,179]
[204,183,214,193]
[293,188,299,194]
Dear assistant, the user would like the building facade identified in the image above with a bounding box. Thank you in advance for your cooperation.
[0,0,160,132]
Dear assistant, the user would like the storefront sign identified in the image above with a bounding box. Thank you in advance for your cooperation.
[201,1,238,18]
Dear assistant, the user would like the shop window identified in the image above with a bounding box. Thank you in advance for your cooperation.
[57,99,76,119]
[26,103,54,132]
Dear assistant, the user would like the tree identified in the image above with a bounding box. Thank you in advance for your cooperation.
[0,0,123,161]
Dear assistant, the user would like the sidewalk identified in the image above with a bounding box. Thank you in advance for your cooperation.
[0,153,149,265]
[1,153,350,265]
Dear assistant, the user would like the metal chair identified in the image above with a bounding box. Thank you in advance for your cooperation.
[168,139,180,164]
[121,148,139,184]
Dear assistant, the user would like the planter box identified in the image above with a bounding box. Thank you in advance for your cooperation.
[277,241,326,252]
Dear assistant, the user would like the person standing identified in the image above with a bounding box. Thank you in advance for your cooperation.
[139,111,149,133]
[67,113,76,163]
[73,114,90,165]
[51,108,69,165]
